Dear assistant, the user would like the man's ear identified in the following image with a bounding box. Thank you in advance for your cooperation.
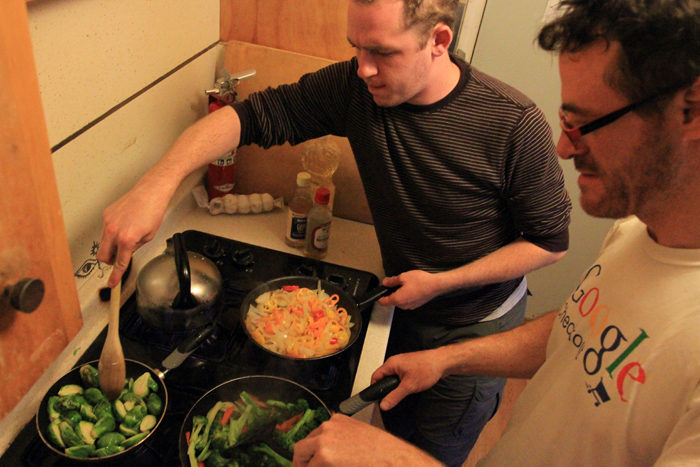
[682,75,700,140]
[431,23,453,56]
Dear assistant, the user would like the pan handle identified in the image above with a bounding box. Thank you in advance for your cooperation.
[337,375,400,415]
[356,286,399,310]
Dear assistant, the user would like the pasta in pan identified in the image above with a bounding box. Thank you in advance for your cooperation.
[244,283,354,358]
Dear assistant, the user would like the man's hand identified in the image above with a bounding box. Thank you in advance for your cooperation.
[96,178,171,287]
[377,270,443,309]
[292,414,442,467]
[370,349,444,411]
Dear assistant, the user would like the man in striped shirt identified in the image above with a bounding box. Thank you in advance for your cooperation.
[98,0,570,464]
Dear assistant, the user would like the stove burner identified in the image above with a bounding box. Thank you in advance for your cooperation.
[120,300,233,363]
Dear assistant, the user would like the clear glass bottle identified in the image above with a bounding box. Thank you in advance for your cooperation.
[285,172,314,247]
[302,138,340,212]
[304,187,332,259]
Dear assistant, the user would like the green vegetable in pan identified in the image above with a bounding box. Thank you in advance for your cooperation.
[185,391,329,467]
[44,365,162,459]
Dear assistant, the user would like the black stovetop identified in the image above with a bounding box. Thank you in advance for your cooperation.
[1,230,379,466]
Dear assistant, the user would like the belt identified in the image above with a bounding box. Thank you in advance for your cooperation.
[478,277,527,322]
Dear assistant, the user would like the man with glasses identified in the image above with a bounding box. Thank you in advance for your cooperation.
[292,0,700,465]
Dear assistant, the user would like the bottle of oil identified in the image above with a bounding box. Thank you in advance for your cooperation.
[285,172,313,247]
[302,138,339,212]
[304,187,332,259]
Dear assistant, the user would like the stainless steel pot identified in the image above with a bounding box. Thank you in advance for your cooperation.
[136,233,222,331]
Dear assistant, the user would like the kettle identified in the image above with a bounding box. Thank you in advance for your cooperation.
[136,233,222,331]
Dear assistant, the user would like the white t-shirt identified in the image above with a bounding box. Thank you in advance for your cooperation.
[482,216,700,466]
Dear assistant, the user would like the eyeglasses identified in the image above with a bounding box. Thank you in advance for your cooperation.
[559,92,665,145]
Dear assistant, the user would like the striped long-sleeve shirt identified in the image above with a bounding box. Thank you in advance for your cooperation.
[234,55,571,324]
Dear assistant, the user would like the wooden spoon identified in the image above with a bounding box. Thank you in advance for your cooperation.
[98,280,126,401]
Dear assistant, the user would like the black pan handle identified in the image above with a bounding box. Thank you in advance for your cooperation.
[356,285,399,310]
[337,375,400,415]
[172,233,196,309]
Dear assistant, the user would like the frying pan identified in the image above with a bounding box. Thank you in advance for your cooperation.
[177,374,399,466]
[239,276,393,361]
[35,327,214,463]
[36,359,168,463]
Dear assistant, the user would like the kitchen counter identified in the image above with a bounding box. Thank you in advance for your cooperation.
[0,173,392,454]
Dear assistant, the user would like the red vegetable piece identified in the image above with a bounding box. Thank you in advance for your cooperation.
[221,406,236,425]
[282,285,300,292]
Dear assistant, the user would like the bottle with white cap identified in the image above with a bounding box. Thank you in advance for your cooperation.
[304,187,332,259]
[285,172,314,248]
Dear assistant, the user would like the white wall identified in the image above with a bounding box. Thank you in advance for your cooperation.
[462,0,614,317]
[27,0,222,289]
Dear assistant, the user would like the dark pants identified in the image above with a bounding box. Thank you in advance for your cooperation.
[381,294,527,467]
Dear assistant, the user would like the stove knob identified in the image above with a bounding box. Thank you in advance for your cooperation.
[327,274,346,288]
[202,239,225,259]
[231,248,255,269]
[296,263,316,277]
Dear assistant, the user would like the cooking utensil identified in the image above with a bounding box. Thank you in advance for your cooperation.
[36,329,213,463]
[98,281,125,401]
[136,232,222,331]
[177,374,400,465]
[239,276,394,361]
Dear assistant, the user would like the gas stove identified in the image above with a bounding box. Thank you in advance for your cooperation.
[1,230,379,466]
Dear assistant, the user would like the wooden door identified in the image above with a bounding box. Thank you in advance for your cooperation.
[0,0,82,420]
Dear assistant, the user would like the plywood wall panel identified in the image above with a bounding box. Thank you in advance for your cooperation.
[221,0,354,62]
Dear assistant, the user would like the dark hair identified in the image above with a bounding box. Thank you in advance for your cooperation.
[538,0,700,105]
[353,0,460,47]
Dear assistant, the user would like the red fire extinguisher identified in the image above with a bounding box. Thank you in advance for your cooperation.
[206,98,237,200]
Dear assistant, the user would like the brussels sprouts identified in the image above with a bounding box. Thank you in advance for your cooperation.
[146,392,162,416]
[47,396,61,421]
[94,400,113,419]
[57,384,83,397]
[79,364,100,387]
[84,387,107,405]
[79,403,97,423]
[121,392,145,412]
[139,414,157,432]
[96,432,125,449]
[123,405,147,428]
[118,423,139,437]
[62,410,81,427]
[121,431,149,448]
[77,420,95,445]
[93,445,125,457]
[58,421,83,448]
[132,372,154,398]
[91,415,116,438]
[47,420,65,448]
[64,444,96,458]
[112,399,127,422]
[56,396,82,413]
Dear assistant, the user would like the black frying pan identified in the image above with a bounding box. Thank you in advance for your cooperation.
[177,374,399,466]
[35,359,167,463]
[239,276,392,361]
[35,329,213,463]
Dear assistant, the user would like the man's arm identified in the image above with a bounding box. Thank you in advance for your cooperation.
[372,310,557,410]
[379,238,566,309]
[97,106,242,287]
